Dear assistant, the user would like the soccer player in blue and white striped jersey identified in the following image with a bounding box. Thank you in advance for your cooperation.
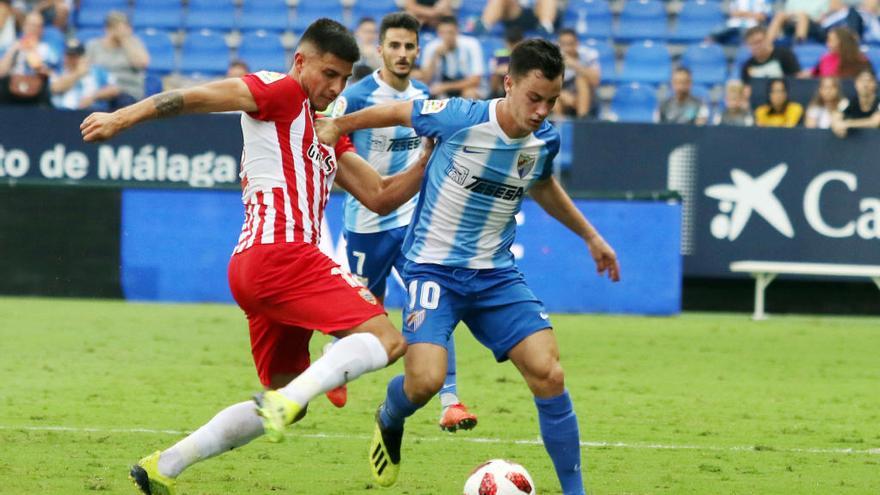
[319,38,620,495]
[325,12,478,431]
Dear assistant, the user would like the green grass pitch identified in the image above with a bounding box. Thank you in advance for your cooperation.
[0,297,878,494]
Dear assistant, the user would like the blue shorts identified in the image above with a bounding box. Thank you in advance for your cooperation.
[344,227,408,297]
[401,262,552,362]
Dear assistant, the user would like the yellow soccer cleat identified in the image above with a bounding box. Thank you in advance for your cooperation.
[129,451,175,495]
[369,407,402,487]
[253,390,302,443]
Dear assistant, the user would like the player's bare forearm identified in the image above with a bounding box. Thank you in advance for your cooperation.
[335,101,414,136]
[81,78,257,142]
[530,177,597,241]
[335,141,430,215]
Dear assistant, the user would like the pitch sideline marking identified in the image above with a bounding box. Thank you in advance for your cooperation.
[1,424,878,456]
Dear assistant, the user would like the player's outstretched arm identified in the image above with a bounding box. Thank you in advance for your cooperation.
[335,138,433,216]
[530,177,621,282]
[80,78,258,142]
[316,101,415,146]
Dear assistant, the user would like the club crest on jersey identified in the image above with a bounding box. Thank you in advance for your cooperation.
[516,152,537,179]
[307,142,337,176]
[446,163,470,185]
[420,99,449,114]
[254,71,286,84]
[358,288,378,305]
[406,309,426,331]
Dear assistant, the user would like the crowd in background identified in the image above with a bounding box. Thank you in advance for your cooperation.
[1,0,879,137]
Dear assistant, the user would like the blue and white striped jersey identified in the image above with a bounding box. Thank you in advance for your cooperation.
[404,97,559,269]
[330,70,429,233]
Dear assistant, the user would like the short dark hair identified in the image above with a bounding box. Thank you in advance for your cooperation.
[299,18,360,64]
[229,59,250,71]
[504,26,524,45]
[380,12,421,42]
[509,38,564,80]
[557,28,578,39]
[674,66,691,77]
[745,25,767,40]
[437,15,458,27]
[856,67,877,80]
[357,16,376,28]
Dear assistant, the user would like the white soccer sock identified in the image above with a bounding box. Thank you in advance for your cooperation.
[157,401,263,478]
[277,333,389,407]
[440,392,460,409]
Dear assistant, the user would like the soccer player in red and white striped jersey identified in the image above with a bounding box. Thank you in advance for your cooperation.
[81,18,428,495]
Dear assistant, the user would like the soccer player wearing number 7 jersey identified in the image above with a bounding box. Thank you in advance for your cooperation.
[316,39,621,495]
[80,19,431,495]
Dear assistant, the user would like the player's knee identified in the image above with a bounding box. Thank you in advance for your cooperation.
[406,370,445,404]
[531,360,566,397]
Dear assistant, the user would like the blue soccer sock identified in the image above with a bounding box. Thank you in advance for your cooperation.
[379,375,421,431]
[535,390,585,495]
[439,335,459,408]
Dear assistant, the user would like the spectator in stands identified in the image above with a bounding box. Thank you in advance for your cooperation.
[711,0,772,45]
[556,28,600,119]
[754,78,804,127]
[226,59,249,79]
[50,38,119,110]
[471,0,559,37]
[656,67,709,125]
[831,68,880,137]
[809,27,872,78]
[402,0,453,30]
[488,27,523,98]
[420,16,483,98]
[713,79,754,126]
[805,76,843,128]
[766,0,831,43]
[0,0,15,54]
[86,11,149,109]
[0,11,58,105]
[11,0,69,31]
[741,26,801,86]
[353,17,382,77]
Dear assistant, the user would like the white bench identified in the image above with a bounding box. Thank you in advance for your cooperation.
[729,261,880,320]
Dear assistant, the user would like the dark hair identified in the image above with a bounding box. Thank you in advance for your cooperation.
[229,59,249,71]
[299,18,360,64]
[504,26,524,45]
[437,15,458,27]
[357,16,376,28]
[766,78,790,113]
[744,25,767,40]
[856,66,877,80]
[509,38,564,80]
[380,12,421,42]
[557,28,577,39]
[674,66,692,77]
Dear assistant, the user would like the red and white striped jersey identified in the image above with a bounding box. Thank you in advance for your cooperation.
[233,71,355,254]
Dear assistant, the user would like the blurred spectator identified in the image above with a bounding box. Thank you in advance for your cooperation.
[86,11,149,108]
[754,78,804,127]
[711,0,772,45]
[766,0,831,43]
[713,79,754,126]
[402,0,453,30]
[487,27,523,98]
[50,38,119,110]
[0,11,58,105]
[809,26,872,78]
[556,27,599,119]
[741,26,801,86]
[656,67,709,125]
[226,59,249,79]
[1,0,15,54]
[420,16,483,98]
[11,0,69,30]
[472,0,559,37]
[353,17,382,76]
[805,76,843,128]
[831,68,880,137]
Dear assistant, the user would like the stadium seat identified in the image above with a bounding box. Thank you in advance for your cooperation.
[185,0,237,32]
[618,40,671,85]
[238,31,288,73]
[582,38,616,82]
[681,42,727,86]
[793,43,825,71]
[132,0,184,32]
[76,0,129,28]
[42,26,65,63]
[615,0,668,43]
[564,0,613,39]
[863,46,880,73]
[140,29,176,73]
[180,30,230,75]
[480,35,505,73]
[75,27,105,44]
[292,2,346,33]
[609,82,657,122]
[669,0,725,43]
[553,120,574,171]
[352,0,400,22]
[239,0,290,33]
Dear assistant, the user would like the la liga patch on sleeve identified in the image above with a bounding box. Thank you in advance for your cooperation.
[255,71,286,84]
[420,99,449,114]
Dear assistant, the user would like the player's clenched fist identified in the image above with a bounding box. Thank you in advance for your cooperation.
[315,118,341,146]
[80,112,123,142]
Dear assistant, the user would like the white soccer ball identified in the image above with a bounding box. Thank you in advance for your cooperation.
[463,459,536,495]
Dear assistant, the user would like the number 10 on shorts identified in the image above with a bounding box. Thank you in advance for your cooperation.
[408,280,440,310]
